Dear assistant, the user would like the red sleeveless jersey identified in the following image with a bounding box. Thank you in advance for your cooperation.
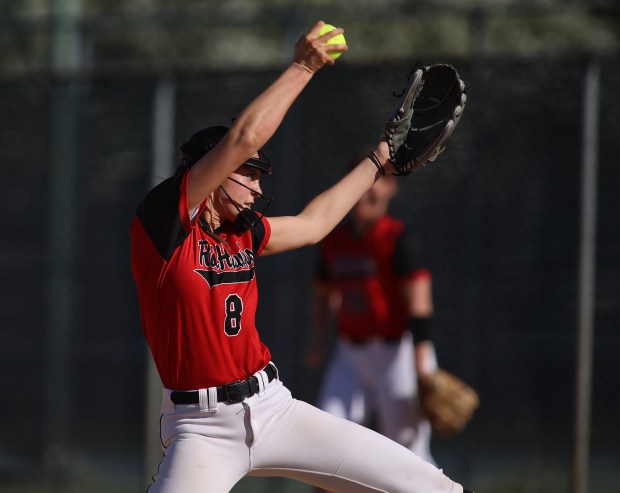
[130,171,272,390]
[318,215,430,341]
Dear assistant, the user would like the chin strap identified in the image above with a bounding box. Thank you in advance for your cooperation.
[219,177,273,232]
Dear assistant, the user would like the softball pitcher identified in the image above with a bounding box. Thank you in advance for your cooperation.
[130,20,474,493]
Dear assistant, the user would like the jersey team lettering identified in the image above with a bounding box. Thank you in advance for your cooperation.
[194,240,256,287]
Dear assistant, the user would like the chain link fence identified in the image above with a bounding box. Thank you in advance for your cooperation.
[1,54,619,493]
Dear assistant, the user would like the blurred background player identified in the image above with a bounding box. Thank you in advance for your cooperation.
[307,156,439,493]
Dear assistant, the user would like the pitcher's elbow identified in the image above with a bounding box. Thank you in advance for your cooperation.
[228,126,261,156]
[305,230,328,247]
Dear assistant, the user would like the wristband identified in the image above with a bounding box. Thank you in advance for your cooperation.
[368,150,385,176]
[408,316,432,345]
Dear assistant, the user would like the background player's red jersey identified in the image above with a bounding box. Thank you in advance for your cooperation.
[318,215,430,342]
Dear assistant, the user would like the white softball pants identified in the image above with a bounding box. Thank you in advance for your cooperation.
[317,334,434,464]
[148,370,464,493]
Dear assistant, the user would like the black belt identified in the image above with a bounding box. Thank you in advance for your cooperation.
[170,363,277,405]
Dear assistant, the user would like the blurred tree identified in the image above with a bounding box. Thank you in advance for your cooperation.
[0,0,617,73]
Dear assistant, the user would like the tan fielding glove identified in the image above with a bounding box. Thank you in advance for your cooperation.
[419,368,480,436]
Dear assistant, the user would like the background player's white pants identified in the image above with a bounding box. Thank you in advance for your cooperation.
[317,334,434,464]
[150,376,462,493]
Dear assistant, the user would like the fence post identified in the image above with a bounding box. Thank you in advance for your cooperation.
[45,0,83,489]
[573,58,600,493]
[143,74,177,488]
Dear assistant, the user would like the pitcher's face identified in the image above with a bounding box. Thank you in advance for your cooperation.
[216,165,264,222]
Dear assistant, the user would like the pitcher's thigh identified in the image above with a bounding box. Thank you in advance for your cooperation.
[252,400,460,493]
[148,433,247,493]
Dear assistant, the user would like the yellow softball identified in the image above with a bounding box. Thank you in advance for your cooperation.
[319,24,346,59]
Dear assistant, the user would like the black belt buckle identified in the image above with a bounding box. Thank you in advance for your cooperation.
[223,379,250,403]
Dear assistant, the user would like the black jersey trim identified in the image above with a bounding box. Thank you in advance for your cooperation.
[250,216,266,253]
[135,174,188,262]
[194,268,255,288]
[392,226,427,275]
